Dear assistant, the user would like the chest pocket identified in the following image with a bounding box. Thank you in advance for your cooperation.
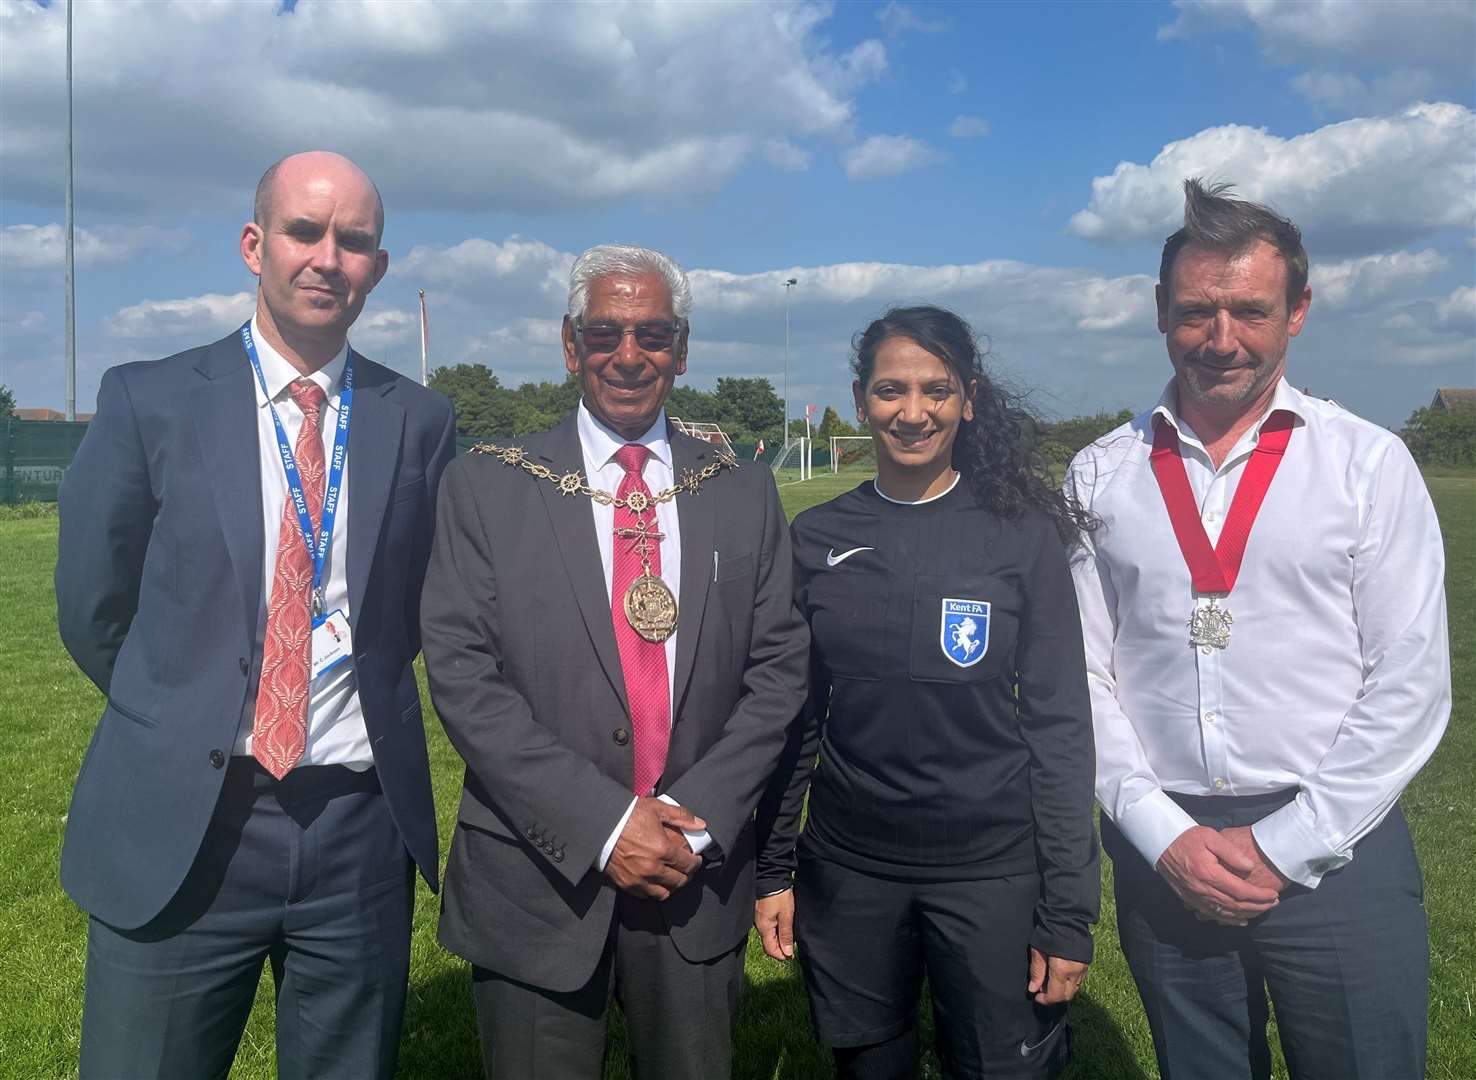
[807,570,889,681]
[908,573,1018,684]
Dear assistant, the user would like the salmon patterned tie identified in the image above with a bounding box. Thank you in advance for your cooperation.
[612,444,671,795]
[252,378,328,779]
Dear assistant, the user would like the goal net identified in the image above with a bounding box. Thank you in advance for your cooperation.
[770,437,812,485]
[829,436,876,476]
[668,416,735,455]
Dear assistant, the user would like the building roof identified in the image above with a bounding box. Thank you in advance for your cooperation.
[11,408,94,422]
[1431,389,1476,411]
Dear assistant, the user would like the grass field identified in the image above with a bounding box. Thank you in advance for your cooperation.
[1,471,1471,1079]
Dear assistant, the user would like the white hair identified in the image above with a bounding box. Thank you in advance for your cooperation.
[567,243,692,322]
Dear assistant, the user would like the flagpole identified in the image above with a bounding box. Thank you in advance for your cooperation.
[64,0,76,420]
[418,289,428,386]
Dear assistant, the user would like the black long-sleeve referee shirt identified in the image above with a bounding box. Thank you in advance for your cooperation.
[756,477,1100,962]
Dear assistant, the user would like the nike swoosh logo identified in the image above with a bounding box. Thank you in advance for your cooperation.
[825,546,874,567]
[1020,1020,1065,1056]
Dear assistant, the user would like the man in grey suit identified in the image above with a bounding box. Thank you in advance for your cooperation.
[421,243,809,1079]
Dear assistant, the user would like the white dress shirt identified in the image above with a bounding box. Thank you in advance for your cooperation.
[576,402,711,868]
[1068,378,1449,888]
[233,317,372,768]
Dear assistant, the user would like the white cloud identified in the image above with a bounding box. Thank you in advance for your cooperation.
[842,134,944,181]
[948,116,991,139]
[393,236,573,316]
[1310,249,1448,308]
[0,223,187,270]
[351,308,418,351]
[2,309,45,331]
[762,139,812,171]
[1069,104,1476,254]
[877,2,950,36]
[1159,1,1475,75]
[1434,285,1476,334]
[105,292,254,340]
[0,0,887,215]
[1290,68,1437,114]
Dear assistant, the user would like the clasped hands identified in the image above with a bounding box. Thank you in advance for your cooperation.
[1156,824,1290,926]
[604,796,705,901]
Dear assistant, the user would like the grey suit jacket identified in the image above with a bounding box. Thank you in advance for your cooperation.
[421,411,808,992]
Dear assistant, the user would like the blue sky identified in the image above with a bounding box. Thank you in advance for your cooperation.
[2,0,1472,427]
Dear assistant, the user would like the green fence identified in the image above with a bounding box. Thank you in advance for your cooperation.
[3,419,89,504]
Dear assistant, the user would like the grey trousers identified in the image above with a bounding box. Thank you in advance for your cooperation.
[79,760,414,1080]
[1104,790,1428,1080]
[471,893,745,1080]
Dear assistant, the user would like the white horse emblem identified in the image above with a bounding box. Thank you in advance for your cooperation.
[951,617,981,660]
[940,598,991,668]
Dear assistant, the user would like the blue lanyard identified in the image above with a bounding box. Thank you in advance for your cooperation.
[240,321,353,616]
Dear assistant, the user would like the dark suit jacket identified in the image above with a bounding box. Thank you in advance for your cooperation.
[56,331,456,930]
[422,412,809,992]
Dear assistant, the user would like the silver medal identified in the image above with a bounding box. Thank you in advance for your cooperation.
[1187,597,1233,650]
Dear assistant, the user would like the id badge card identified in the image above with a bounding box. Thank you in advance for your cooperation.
[310,609,353,681]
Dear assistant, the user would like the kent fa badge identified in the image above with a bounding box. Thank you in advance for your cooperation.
[941,598,990,668]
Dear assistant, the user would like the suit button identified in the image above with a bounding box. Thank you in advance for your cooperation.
[553,849,565,863]
[613,728,629,746]
[209,749,226,769]
[238,657,249,676]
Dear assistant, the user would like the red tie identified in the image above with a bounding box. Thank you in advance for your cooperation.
[252,378,328,779]
[612,444,671,795]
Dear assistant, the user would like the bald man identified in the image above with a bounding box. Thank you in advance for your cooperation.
[57,152,455,1079]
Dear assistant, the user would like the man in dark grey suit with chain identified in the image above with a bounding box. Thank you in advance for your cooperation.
[421,243,809,1079]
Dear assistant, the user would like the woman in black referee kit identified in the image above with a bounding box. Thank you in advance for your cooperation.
[753,306,1099,1079]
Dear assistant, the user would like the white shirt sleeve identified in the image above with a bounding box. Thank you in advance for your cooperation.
[1069,490,1197,869]
[596,797,639,871]
[1251,441,1450,887]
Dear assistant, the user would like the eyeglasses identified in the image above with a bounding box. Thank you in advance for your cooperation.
[574,318,682,353]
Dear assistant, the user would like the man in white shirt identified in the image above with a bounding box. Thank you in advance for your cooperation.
[1068,179,1448,1080]
[58,152,456,1078]
[421,244,809,1078]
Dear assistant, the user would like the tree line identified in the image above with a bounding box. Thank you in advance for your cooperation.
[425,364,1476,466]
[427,364,1141,461]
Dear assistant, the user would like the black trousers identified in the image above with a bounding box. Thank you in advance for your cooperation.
[794,852,1070,1080]
[80,761,415,1080]
[471,892,745,1080]
[1104,790,1428,1080]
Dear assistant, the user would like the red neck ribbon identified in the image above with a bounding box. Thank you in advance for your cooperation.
[1149,410,1295,595]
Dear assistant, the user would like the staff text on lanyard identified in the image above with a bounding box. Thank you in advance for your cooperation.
[240,321,354,620]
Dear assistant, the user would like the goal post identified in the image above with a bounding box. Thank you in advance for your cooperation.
[829,435,875,475]
[771,437,812,485]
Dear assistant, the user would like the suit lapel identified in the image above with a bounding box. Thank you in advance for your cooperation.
[190,338,264,647]
[536,415,630,715]
[671,434,715,714]
[346,361,404,629]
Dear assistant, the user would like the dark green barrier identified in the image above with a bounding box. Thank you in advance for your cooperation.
[4,419,89,504]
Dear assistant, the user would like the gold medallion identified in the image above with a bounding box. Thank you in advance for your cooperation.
[624,573,678,643]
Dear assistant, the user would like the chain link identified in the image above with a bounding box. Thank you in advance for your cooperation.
[469,440,738,509]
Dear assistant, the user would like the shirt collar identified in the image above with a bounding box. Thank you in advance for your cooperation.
[1151,376,1307,448]
[249,315,348,409]
[576,400,672,470]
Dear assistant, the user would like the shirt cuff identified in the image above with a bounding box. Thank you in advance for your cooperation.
[1115,788,1200,869]
[658,792,712,856]
[1250,799,1350,889]
[596,797,639,872]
